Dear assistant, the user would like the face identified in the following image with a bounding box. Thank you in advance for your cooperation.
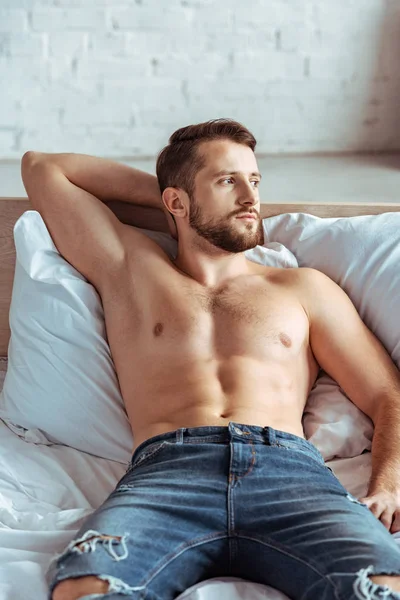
[187,139,264,252]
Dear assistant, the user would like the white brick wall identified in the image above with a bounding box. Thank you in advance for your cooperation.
[0,0,399,159]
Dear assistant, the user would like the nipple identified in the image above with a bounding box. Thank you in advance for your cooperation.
[153,322,164,337]
[279,332,292,348]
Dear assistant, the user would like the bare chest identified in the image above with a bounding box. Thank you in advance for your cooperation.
[101,265,310,367]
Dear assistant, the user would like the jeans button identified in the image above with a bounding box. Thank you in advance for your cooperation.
[233,426,243,435]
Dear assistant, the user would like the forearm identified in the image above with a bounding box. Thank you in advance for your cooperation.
[368,398,400,493]
[105,201,170,233]
[25,151,163,210]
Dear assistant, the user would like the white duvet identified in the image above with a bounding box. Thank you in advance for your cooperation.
[1,364,399,600]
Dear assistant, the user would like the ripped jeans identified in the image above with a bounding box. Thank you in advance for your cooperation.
[46,422,400,600]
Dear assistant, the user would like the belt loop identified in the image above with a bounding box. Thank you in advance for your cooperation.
[263,426,276,446]
[176,427,185,445]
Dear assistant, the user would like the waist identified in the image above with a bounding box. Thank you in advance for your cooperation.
[130,405,306,454]
[129,420,320,470]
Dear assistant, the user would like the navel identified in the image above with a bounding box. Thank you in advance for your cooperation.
[279,332,292,348]
[153,322,164,337]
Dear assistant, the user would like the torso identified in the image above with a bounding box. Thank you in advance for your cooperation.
[100,245,320,454]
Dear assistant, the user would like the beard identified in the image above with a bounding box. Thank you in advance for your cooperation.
[188,194,264,253]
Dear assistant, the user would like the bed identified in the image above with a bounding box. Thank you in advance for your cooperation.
[1,197,400,600]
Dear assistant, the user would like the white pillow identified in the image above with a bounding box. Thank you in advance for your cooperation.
[263,211,400,460]
[0,211,296,464]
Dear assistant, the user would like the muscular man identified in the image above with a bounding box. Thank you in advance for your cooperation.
[22,119,400,600]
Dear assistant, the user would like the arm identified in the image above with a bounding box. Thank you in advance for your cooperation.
[21,151,176,292]
[26,152,162,208]
[106,201,171,233]
[296,267,400,490]
[25,152,177,237]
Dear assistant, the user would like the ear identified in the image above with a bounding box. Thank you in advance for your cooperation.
[162,187,184,215]
[161,188,181,240]
[163,206,178,240]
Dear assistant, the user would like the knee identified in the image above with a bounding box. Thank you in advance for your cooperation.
[369,575,400,594]
[353,566,400,598]
[52,575,109,600]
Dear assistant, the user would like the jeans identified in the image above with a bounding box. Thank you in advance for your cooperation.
[46,422,400,600]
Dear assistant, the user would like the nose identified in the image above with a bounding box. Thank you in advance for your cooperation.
[238,180,258,209]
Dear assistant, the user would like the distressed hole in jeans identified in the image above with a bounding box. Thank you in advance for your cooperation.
[353,565,400,599]
[56,573,138,598]
[51,531,139,597]
[58,529,130,562]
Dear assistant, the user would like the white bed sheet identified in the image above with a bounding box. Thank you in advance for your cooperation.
[0,367,399,600]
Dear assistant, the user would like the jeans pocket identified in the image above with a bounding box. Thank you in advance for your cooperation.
[130,440,170,470]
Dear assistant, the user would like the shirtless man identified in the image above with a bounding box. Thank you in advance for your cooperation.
[22,119,400,600]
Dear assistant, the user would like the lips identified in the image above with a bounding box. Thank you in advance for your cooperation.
[237,213,257,219]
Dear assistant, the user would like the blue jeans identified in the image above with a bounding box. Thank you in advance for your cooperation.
[46,422,400,600]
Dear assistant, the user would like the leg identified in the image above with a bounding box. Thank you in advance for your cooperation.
[52,574,109,600]
[46,434,231,600]
[48,529,139,600]
[226,429,400,599]
[370,576,400,592]
[353,570,400,598]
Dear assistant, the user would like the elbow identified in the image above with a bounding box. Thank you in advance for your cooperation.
[21,151,43,173]
[21,152,49,204]
[22,151,65,179]
[21,152,36,192]
[21,152,40,183]
[21,151,51,190]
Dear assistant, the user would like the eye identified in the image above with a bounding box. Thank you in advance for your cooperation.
[251,180,260,188]
[220,177,234,184]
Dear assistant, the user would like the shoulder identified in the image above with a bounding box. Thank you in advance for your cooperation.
[282,266,331,288]
[278,267,332,321]
[283,267,351,330]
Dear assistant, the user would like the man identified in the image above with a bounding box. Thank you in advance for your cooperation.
[22,119,400,600]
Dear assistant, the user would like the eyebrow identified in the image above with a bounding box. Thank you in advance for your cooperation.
[212,170,262,180]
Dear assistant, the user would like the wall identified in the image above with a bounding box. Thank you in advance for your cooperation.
[1,0,399,159]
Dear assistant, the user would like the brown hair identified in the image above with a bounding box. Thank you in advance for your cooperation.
[156,118,257,201]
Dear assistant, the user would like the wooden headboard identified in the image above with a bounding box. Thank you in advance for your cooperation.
[1,196,400,358]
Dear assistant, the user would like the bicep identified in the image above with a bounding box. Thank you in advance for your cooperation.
[21,155,127,291]
[300,267,400,422]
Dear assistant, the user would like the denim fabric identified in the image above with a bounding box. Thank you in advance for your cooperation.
[46,422,400,600]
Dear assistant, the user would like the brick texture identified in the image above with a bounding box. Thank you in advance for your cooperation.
[0,0,399,159]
